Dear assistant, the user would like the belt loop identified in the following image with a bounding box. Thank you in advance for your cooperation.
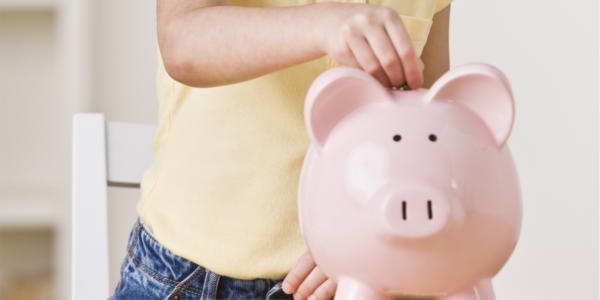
[201,269,221,299]
[266,281,283,300]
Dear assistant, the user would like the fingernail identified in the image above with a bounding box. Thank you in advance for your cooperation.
[281,282,292,294]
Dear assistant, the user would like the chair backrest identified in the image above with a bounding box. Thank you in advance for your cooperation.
[71,113,155,300]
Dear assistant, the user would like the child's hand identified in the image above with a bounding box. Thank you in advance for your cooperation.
[282,251,337,300]
[318,3,425,90]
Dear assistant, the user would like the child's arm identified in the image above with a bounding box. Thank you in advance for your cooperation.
[157,0,424,89]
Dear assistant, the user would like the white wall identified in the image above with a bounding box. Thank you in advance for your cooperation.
[91,0,599,299]
[449,0,598,299]
[0,9,63,300]
[91,0,158,123]
[0,10,59,191]
[87,0,158,293]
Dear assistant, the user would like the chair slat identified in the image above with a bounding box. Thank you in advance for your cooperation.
[71,113,110,300]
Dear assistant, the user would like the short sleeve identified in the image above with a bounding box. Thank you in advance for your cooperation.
[434,0,452,14]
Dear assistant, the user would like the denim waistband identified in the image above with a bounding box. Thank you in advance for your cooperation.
[118,218,291,299]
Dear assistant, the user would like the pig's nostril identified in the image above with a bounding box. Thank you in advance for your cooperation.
[384,192,449,237]
[427,200,433,220]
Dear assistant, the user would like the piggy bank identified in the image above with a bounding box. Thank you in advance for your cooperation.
[298,63,521,300]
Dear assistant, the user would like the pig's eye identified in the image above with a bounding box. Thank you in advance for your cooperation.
[429,134,438,142]
[393,134,402,142]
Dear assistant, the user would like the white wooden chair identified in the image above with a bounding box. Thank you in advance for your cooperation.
[71,113,156,300]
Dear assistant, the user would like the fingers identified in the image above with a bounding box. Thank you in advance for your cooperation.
[340,9,423,89]
[282,252,316,294]
[282,251,336,300]
[308,279,337,300]
[384,16,424,89]
[333,42,362,69]
[294,267,328,300]
[363,25,406,87]
[347,35,392,87]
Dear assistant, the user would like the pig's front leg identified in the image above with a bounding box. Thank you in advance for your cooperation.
[436,279,496,300]
[436,288,478,300]
[473,278,496,300]
[334,276,393,300]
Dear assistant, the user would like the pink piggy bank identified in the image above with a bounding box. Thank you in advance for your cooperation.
[298,63,521,300]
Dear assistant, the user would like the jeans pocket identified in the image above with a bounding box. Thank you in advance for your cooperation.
[112,254,173,300]
[112,219,209,299]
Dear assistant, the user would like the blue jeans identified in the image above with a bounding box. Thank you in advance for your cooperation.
[110,218,294,300]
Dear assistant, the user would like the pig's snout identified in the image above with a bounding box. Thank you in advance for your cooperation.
[381,187,450,238]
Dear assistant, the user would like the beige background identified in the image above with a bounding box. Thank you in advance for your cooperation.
[449,1,598,299]
[0,0,597,299]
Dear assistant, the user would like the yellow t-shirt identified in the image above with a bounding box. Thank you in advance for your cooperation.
[137,0,452,280]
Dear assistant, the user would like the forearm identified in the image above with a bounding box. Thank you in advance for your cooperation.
[158,4,328,87]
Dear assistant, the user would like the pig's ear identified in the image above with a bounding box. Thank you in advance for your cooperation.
[305,67,392,150]
[425,63,515,147]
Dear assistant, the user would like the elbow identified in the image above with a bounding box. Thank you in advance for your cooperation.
[161,45,220,88]
[159,38,198,86]
[158,21,211,87]
[161,48,195,86]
